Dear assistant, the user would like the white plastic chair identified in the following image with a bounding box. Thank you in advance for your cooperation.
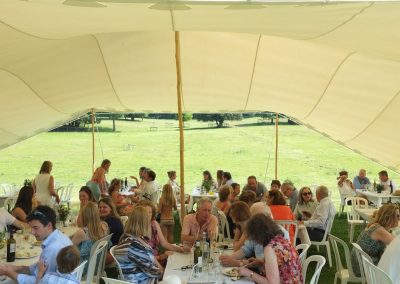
[362,255,393,284]
[302,255,326,284]
[120,216,128,227]
[346,197,368,243]
[329,234,362,284]
[109,245,124,280]
[4,196,16,212]
[72,260,87,281]
[339,192,353,216]
[275,220,298,245]
[61,183,74,207]
[352,243,373,284]
[295,243,310,266]
[85,240,109,284]
[310,217,334,267]
[102,278,130,284]
[216,209,231,242]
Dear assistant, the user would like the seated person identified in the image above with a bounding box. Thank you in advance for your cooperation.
[281,182,298,212]
[379,170,397,192]
[36,245,80,284]
[300,185,337,242]
[337,170,355,197]
[351,203,398,276]
[293,186,318,221]
[12,184,35,222]
[238,190,257,207]
[114,206,162,283]
[353,169,370,189]
[98,197,124,246]
[236,214,303,284]
[108,178,134,216]
[181,198,218,245]
[242,176,267,198]
[215,185,233,215]
[230,201,251,251]
[201,170,218,192]
[231,183,241,201]
[0,206,72,283]
[378,233,400,283]
[270,179,281,191]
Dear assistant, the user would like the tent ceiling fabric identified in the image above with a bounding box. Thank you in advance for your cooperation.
[1,0,400,170]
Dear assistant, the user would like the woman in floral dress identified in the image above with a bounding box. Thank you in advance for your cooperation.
[237,214,303,284]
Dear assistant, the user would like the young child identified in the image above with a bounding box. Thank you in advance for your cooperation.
[158,184,177,243]
[36,245,80,284]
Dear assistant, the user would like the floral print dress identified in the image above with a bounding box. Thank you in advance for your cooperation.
[269,235,303,284]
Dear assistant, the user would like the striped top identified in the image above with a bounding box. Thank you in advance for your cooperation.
[114,233,160,284]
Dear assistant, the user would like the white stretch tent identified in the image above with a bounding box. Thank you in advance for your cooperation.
[1,0,400,170]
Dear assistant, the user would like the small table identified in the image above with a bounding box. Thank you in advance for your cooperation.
[355,189,400,207]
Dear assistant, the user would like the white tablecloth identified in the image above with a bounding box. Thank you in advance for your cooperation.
[356,189,400,207]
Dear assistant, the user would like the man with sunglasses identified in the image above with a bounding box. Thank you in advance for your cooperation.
[0,205,72,283]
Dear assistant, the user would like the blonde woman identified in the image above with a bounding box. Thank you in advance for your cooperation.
[351,203,399,276]
[87,159,111,200]
[33,161,60,206]
[158,184,177,243]
[108,178,134,216]
[114,206,162,283]
[293,186,318,221]
[72,202,109,276]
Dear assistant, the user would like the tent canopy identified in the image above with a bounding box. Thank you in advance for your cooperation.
[1,0,400,170]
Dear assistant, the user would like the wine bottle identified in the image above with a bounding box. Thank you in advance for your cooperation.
[193,241,202,264]
[6,231,16,262]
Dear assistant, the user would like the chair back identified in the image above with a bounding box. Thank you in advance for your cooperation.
[302,255,326,284]
[346,197,368,221]
[352,242,372,282]
[61,183,74,205]
[72,260,87,281]
[109,245,124,280]
[362,255,393,284]
[4,196,16,212]
[85,240,109,284]
[295,243,310,266]
[329,234,359,280]
[216,209,231,242]
[102,277,130,284]
[275,220,298,245]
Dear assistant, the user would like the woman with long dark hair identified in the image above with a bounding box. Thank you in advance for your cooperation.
[12,185,35,222]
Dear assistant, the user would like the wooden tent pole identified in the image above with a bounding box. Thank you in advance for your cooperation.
[275,112,279,180]
[91,109,95,174]
[175,31,186,221]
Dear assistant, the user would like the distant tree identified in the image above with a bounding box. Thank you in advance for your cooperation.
[193,113,243,128]
[180,112,193,122]
[125,113,147,121]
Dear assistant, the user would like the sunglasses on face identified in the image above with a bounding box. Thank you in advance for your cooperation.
[302,192,312,196]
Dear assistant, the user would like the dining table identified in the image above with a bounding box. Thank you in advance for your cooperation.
[355,189,400,207]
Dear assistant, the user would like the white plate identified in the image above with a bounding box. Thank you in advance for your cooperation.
[15,252,39,259]
[222,268,240,277]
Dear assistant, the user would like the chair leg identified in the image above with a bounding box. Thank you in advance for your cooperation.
[316,245,320,252]
[334,273,338,284]
[350,223,354,243]
[326,243,332,267]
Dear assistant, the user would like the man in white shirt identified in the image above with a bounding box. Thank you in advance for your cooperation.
[379,170,397,192]
[300,185,336,241]
[378,233,400,284]
[135,169,159,204]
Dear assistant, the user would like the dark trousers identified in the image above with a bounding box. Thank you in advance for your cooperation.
[306,227,326,242]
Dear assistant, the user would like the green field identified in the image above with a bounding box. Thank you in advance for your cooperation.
[0,117,398,204]
[0,117,395,282]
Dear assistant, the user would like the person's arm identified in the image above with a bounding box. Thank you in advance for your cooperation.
[12,207,27,223]
[0,264,31,282]
[233,232,247,251]
[154,221,185,253]
[238,245,279,284]
[130,176,140,187]
[71,228,87,246]
[35,260,47,284]
[219,249,246,267]
[180,216,197,245]
[303,202,327,229]
[48,176,60,203]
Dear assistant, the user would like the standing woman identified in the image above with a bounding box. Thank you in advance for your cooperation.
[87,159,111,201]
[293,187,318,221]
[33,161,60,206]
[158,184,177,243]
[12,185,35,222]
[114,206,162,283]
[167,170,180,203]
[237,214,303,284]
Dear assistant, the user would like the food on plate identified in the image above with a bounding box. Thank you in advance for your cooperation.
[223,268,240,277]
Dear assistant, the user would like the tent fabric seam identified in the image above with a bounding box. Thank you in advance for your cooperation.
[243,34,262,111]
[0,67,68,114]
[301,51,356,120]
[304,2,374,41]
[91,34,130,111]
